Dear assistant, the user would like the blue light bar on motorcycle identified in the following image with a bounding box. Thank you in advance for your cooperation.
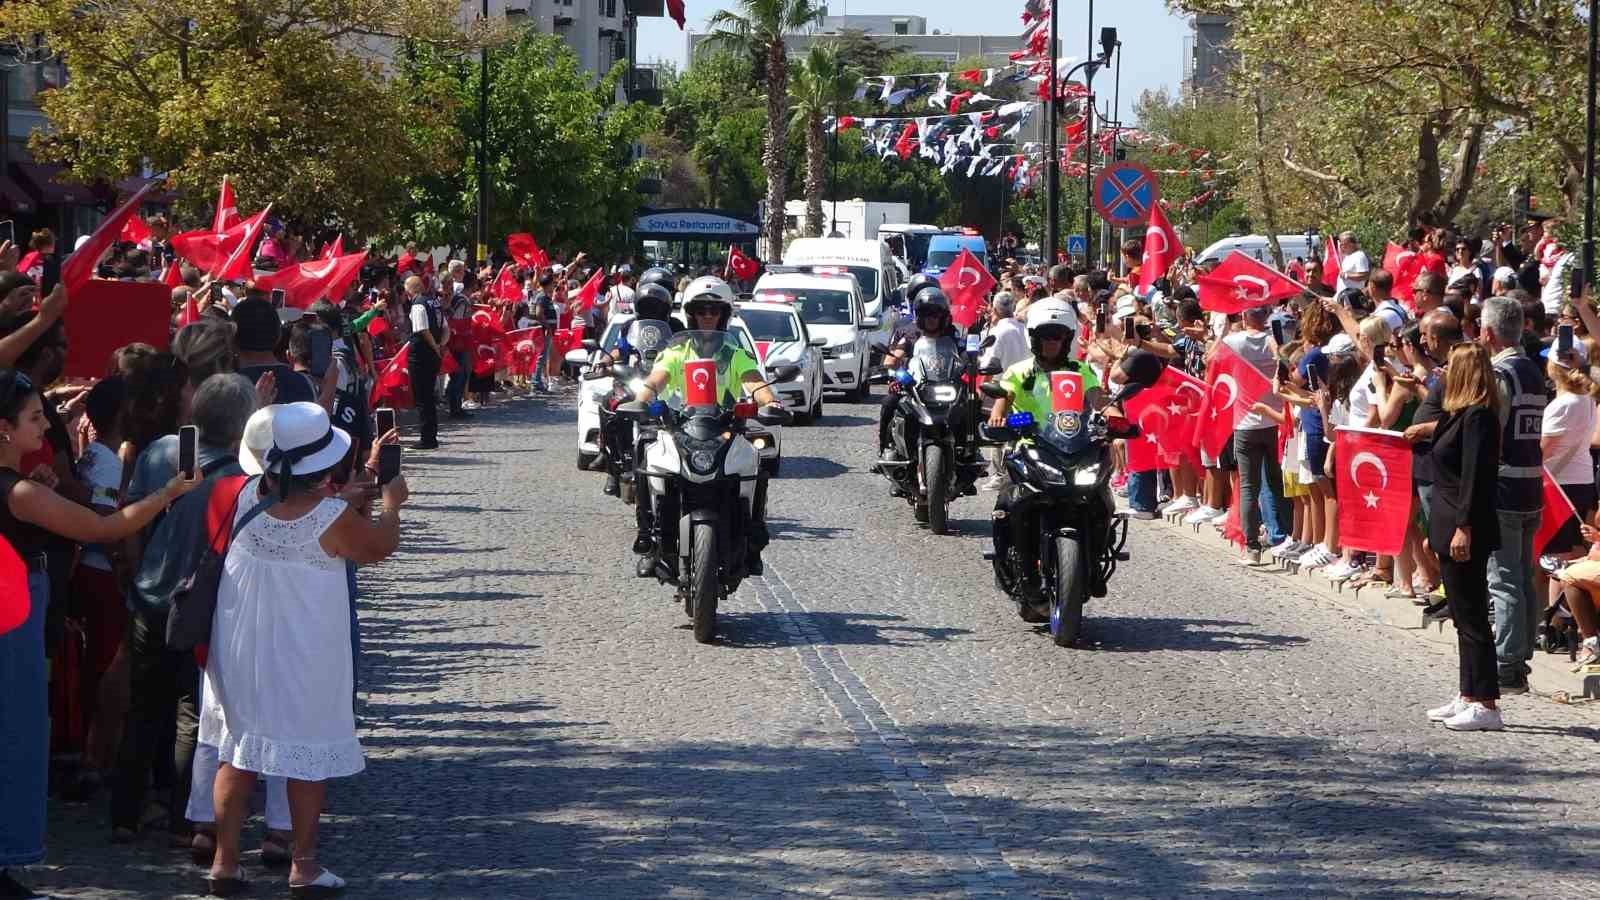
[1005,412,1035,429]
[894,370,915,386]
[647,400,666,417]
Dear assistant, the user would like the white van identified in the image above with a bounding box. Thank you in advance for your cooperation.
[782,237,901,350]
[1197,235,1316,268]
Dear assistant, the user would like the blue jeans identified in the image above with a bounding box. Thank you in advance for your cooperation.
[1127,470,1158,513]
[533,333,553,389]
[0,571,48,866]
[446,350,468,412]
[1488,507,1542,677]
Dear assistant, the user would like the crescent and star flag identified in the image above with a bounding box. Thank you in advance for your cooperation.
[1195,252,1304,314]
[498,327,540,370]
[1383,241,1418,305]
[120,215,151,246]
[213,177,240,233]
[938,248,995,329]
[1321,233,1341,288]
[1123,365,1209,471]
[1138,202,1182,293]
[1049,371,1084,413]
[684,358,717,406]
[1333,426,1414,555]
[172,204,271,281]
[492,264,522,302]
[174,292,201,328]
[506,233,547,269]
[568,268,606,317]
[61,180,156,295]
[371,344,414,409]
[1536,468,1580,556]
[320,235,344,260]
[727,246,759,281]
[161,260,185,288]
[1222,471,1247,548]
[0,536,24,636]
[253,251,367,309]
[1196,341,1274,458]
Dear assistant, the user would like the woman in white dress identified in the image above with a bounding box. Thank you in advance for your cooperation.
[201,403,408,898]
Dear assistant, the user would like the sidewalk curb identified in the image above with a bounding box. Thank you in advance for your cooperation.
[1149,513,1599,708]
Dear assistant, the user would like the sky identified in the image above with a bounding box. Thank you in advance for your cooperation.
[634,0,1192,125]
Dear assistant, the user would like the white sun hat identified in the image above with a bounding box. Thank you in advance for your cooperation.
[264,402,351,480]
[238,406,278,476]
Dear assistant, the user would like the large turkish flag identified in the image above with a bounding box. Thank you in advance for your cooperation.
[938,248,995,329]
[1196,342,1273,458]
[1334,426,1413,555]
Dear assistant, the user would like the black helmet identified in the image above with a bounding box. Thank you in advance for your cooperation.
[638,266,676,290]
[904,273,940,307]
[634,282,673,321]
[913,287,952,334]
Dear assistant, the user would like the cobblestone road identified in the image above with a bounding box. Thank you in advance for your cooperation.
[31,387,1600,898]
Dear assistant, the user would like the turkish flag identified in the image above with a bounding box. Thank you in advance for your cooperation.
[1333,426,1414,555]
[253,250,367,309]
[491,264,521,302]
[498,327,540,370]
[1196,341,1274,458]
[213,177,240,233]
[1321,234,1340,289]
[216,205,271,282]
[1125,365,1208,469]
[161,260,185,288]
[120,214,151,246]
[1138,202,1181,293]
[506,232,547,269]
[938,248,995,329]
[0,535,25,637]
[1222,471,1247,548]
[1382,241,1419,306]
[61,180,156,295]
[174,293,201,328]
[1049,371,1084,413]
[320,235,344,260]
[568,268,605,317]
[1535,468,1580,556]
[371,344,414,409]
[728,246,759,281]
[666,0,685,28]
[1195,252,1303,314]
[684,358,717,406]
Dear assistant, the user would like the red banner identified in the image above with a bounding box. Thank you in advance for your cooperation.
[1536,468,1580,556]
[62,280,170,379]
[1334,427,1414,555]
[684,358,716,406]
[1124,365,1208,469]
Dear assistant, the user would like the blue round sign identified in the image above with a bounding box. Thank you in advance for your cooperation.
[1092,161,1159,228]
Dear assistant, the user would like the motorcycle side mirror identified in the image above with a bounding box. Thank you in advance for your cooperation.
[979,381,1009,399]
[977,362,1004,377]
[615,400,650,416]
[980,334,997,350]
[581,339,600,352]
[861,316,880,329]
[580,367,610,381]
[978,423,1016,443]
[866,367,891,384]
[768,364,802,382]
[756,406,793,426]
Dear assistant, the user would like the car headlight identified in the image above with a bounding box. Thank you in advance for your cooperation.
[1073,463,1102,486]
[928,384,958,403]
[688,449,718,474]
[1024,448,1067,485]
[750,436,769,450]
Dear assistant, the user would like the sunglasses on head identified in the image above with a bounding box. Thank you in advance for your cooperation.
[0,370,34,407]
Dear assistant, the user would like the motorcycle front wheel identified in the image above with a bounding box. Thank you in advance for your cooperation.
[690,520,720,644]
[925,444,948,535]
[1050,534,1087,647]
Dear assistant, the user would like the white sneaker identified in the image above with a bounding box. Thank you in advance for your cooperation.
[1268,537,1299,559]
[462,400,480,410]
[1298,544,1335,568]
[1203,506,1230,523]
[1165,496,1199,514]
[1323,559,1360,579]
[1183,505,1219,526]
[1443,702,1504,731]
[1426,695,1468,723]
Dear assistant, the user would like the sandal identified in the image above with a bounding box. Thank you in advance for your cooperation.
[289,866,346,899]
[260,831,292,868]
[191,828,216,866]
[206,866,250,897]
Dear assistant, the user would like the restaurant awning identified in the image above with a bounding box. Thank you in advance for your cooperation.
[0,176,36,214]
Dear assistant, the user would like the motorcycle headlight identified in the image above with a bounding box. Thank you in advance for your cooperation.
[688,449,718,474]
[1073,463,1102,486]
[927,384,958,403]
[750,436,769,450]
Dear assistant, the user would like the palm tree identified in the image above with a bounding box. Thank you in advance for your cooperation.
[788,43,856,238]
[702,0,829,262]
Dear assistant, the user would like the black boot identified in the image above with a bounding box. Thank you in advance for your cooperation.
[604,473,620,496]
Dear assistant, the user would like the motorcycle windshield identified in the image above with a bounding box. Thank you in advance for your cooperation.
[626,319,673,368]
[908,336,963,384]
[654,330,759,410]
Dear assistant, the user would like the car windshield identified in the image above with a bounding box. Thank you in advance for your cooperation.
[739,308,802,341]
[904,233,935,269]
[758,289,854,325]
[926,250,959,268]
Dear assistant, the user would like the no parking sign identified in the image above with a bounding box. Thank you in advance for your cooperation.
[1092,161,1159,228]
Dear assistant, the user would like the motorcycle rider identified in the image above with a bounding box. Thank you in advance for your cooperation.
[591,282,680,494]
[875,280,965,465]
[635,276,783,575]
[985,296,1100,611]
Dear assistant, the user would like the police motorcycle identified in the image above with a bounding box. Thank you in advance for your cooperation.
[617,330,796,644]
[869,289,987,535]
[978,341,1164,647]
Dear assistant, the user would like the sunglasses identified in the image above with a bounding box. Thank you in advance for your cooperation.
[0,370,34,408]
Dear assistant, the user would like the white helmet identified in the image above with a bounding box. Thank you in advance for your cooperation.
[1025,296,1079,336]
[682,276,735,329]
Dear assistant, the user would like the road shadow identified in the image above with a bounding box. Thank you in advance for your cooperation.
[775,456,851,479]
[1082,616,1312,653]
[813,413,874,427]
[768,518,852,542]
[717,610,973,649]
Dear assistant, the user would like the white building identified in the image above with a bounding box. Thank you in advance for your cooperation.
[781,199,910,241]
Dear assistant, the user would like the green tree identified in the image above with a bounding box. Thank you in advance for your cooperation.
[701,0,829,261]
[396,33,660,258]
[656,53,766,213]
[788,43,857,237]
[0,0,489,236]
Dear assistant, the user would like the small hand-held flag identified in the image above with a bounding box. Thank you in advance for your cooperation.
[1049,371,1084,413]
[568,268,605,317]
[1321,233,1341,289]
[1334,426,1414,555]
[1536,468,1580,557]
[727,246,759,281]
[1138,202,1182,293]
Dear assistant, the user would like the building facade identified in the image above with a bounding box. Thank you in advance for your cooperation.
[1184,13,1235,97]
[687,14,1050,70]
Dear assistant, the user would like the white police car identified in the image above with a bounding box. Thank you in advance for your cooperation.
[751,272,876,400]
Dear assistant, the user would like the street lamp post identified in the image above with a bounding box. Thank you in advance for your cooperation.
[1044,0,1063,263]
[1082,27,1116,270]
[475,0,489,270]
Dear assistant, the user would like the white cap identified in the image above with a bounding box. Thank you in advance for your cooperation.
[74,234,92,251]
